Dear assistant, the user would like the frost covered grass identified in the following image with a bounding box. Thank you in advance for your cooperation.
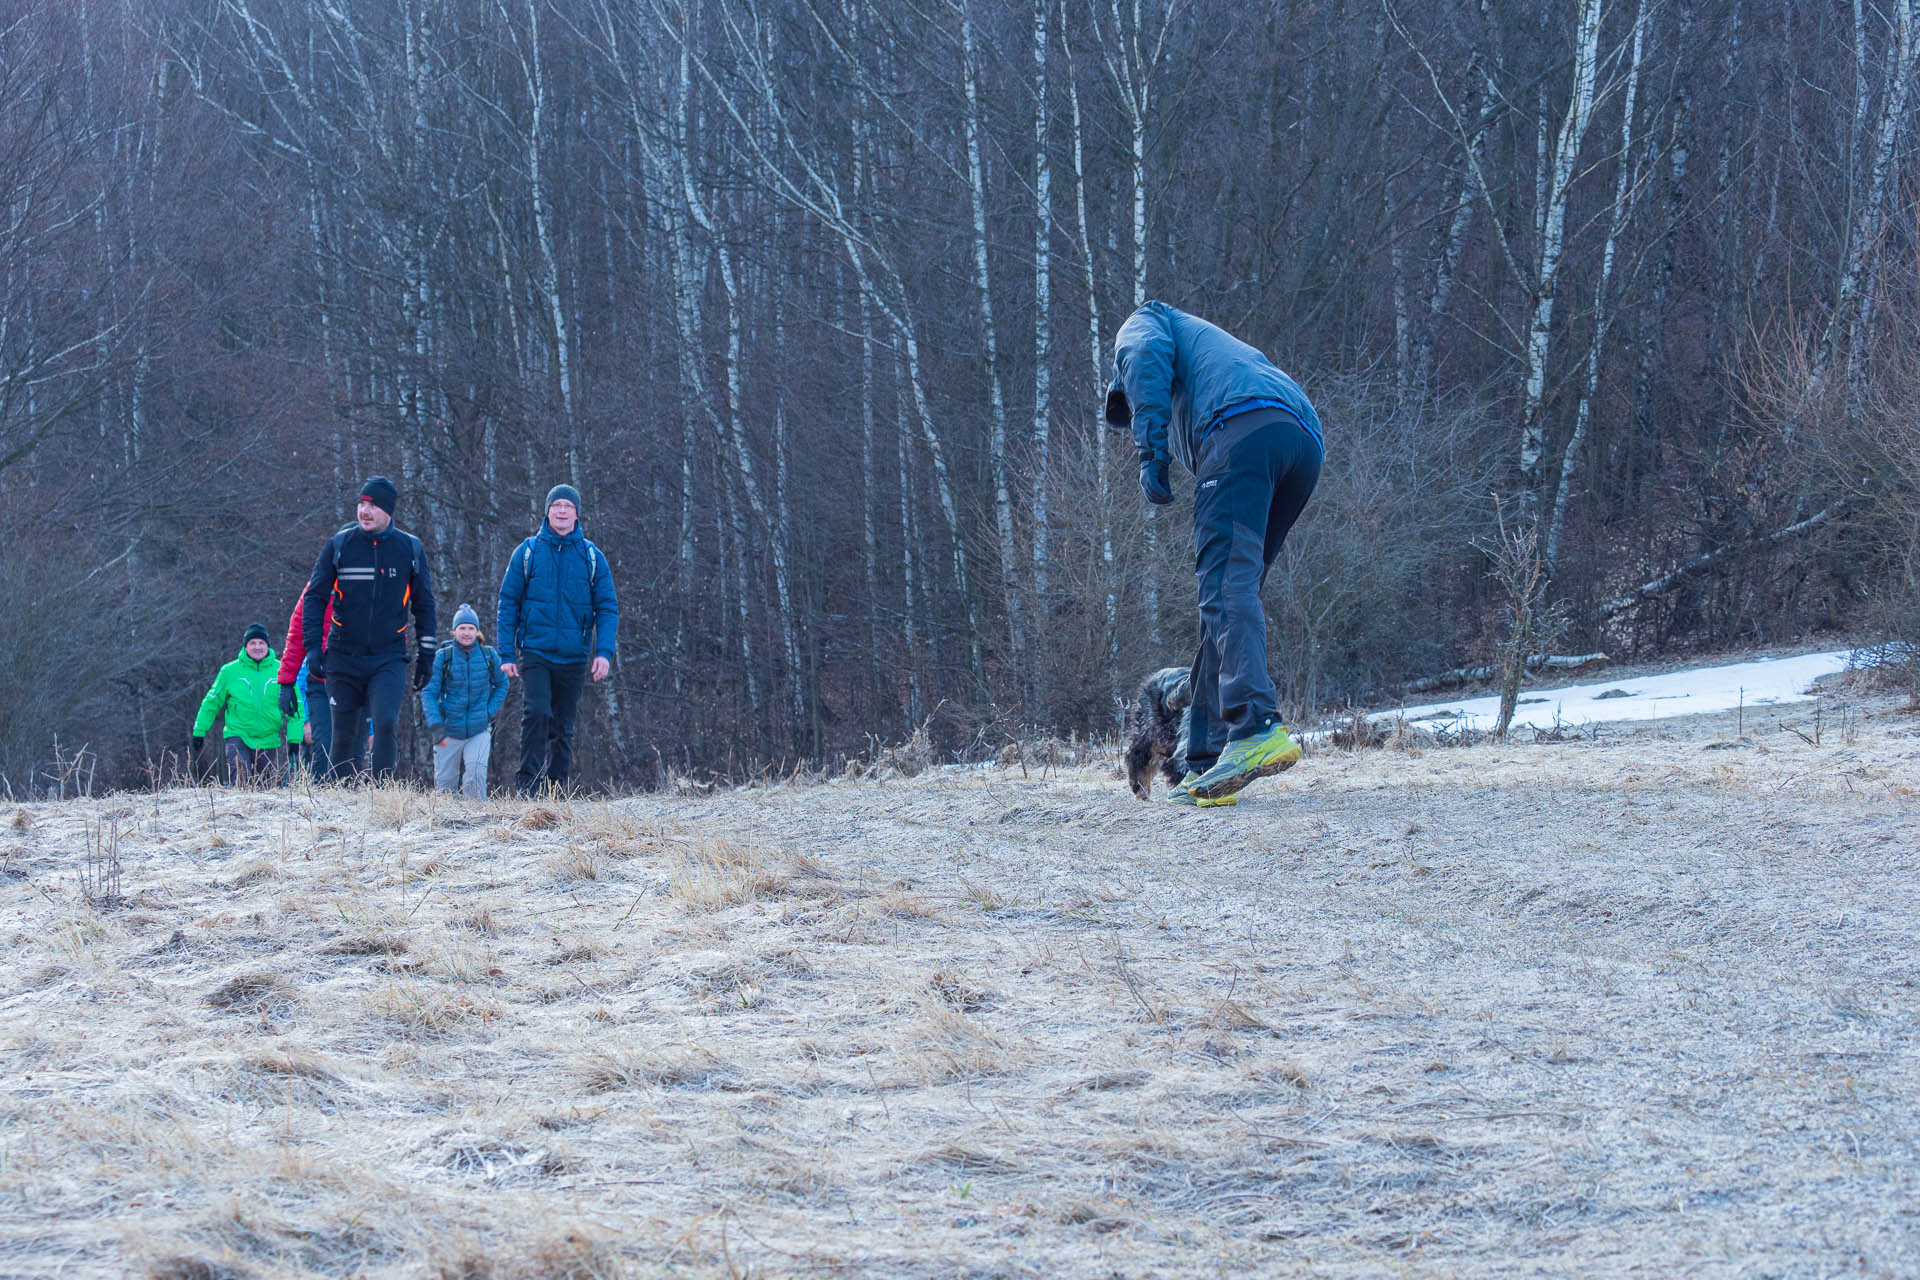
[1,690,1917,1277]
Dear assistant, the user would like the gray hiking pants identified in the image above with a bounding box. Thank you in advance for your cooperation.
[433,729,492,798]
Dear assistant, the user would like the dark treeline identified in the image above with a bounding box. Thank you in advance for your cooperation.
[2,0,1916,791]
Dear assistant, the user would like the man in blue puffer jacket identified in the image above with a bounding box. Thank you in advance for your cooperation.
[497,484,619,794]
[1106,301,1324,806]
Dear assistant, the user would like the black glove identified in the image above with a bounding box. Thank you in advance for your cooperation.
[278,684,299,717]
[190,735,204,759]
[1139,457,1174,505]
[413,649,433,691]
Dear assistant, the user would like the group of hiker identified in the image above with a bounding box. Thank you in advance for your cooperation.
[192,301,1319,808]
[192,477,618,797]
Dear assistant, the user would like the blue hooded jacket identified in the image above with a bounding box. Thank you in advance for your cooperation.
[497,521,619,665]
[421,640,509,739]
[1105,301,1322,475]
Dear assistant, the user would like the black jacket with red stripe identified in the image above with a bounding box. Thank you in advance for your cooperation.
[301,522,436,663]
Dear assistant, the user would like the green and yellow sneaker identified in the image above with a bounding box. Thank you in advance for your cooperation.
[1186,722,1302,800]
[1166,771,1239,807]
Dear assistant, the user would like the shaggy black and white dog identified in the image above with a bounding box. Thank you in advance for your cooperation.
[1122,666,1193,799]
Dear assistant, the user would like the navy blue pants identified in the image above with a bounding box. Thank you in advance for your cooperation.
[1187,407,1322,771]
[516,658,589,793]
[326,648,407,781]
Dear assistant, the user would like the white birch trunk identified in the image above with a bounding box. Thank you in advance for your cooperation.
[961,1,1025,689]
[1816,0,1914,399]
[1517,0,1604,490]
[1063,17,1119,711]
[1030,0,1053,622]
[1549,0,1648,574]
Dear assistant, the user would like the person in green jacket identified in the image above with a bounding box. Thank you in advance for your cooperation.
[193,623,300,785]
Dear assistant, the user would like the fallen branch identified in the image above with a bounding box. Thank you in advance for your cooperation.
[1403,652,1609,694]
[1600,500,1846,619]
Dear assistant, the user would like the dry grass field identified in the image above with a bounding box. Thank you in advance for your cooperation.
[2,690,1917,1278]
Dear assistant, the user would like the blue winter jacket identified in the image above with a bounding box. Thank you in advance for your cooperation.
[421,641,509,740]
[1105,301,1322,475]
[497,522,619,665]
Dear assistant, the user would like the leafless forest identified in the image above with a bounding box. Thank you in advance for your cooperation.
[3,0,1917,789]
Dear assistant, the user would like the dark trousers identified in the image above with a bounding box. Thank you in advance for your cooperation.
[326,648,407,781]
[223,737,276,785]
[303,674,333,779]
[1188,408,1323,771]
[516,657,589,792]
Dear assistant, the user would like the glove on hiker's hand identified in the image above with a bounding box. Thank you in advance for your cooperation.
[190,736,204,759]
[278,684,298,717]
[413,651,432,692]
[1139,457,1174,505]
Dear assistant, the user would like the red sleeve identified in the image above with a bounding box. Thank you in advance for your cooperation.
[278,598,307,683]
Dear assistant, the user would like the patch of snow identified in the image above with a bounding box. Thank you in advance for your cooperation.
[1380,649,1853,734]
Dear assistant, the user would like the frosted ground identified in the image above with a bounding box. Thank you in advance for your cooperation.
[1,656,1915,1278]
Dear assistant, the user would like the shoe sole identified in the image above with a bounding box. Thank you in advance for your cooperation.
[1188,741,1302,800]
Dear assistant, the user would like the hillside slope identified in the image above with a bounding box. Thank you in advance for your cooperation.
[2,691,1916,1278]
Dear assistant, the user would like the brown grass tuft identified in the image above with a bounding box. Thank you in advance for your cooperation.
[147,1255,253,1280]
[577,1044,732,1093]
[668,839,786,910]
[543,847,600,882]
[319,930,409,957]
[10,808,31,831]
[431,1229,628,1280]
[227,860,279,889]
[456,907,499,935]
[205,972,293,1013]
[242,1047,339,1081]
[1209,998,1269,1032]
[371,981,501,1035]
[909,992,1007,1080]
[927,968,991,1011]
[517,807,564,831]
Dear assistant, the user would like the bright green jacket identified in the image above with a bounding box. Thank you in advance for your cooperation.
[193,646,301,749]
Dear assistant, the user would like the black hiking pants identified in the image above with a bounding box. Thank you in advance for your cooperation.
[1187,407,1323,773]
[516,657,589,793]
[326,647,407,782]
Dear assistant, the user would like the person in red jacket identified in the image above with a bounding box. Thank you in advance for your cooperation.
[278,594,339,778]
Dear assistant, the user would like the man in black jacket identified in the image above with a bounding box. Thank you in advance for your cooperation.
[301,476,437,782]
[1107,302,1324,805]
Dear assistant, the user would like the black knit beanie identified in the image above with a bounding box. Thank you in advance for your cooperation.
[546,483,582,513]
[243,622,270,645]
[359,475,398,516]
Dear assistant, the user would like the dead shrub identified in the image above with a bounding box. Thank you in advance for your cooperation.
[1328,710,1387,750]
